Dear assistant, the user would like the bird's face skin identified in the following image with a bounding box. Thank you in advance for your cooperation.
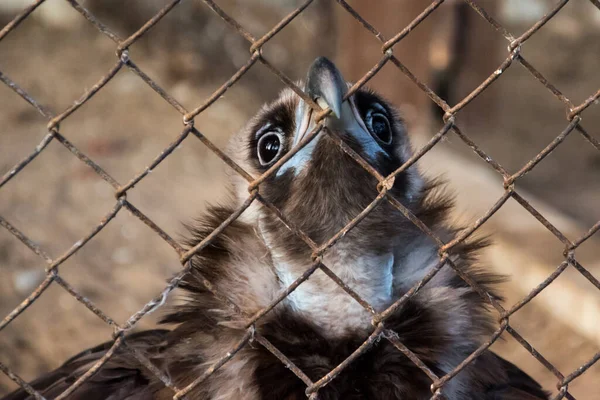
[228,57,430,333]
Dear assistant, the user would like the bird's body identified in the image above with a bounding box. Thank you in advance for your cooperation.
[3,58,549,400]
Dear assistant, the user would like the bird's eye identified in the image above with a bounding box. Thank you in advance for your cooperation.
[257,132,283,166]
[365,108,392,145]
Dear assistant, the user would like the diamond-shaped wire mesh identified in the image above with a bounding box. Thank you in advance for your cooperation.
[0,1,599,399]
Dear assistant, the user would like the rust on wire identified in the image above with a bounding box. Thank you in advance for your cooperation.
[560,352,600,387]
[505,260,570,317]
[0,132,54,188]
[441,190,513,252]
[506,116,581,185]
[125,58,189,115]
[510,191,574,247]
[516,55,573,108]
[0,0,45,42]
[0,70,54,118]
[569,88,600,119]
[256,194,319,250]
[117,126,193,196]
[259,56,321,110]
[47,60,124,131]
[173,327,255,399]
[374,255,449,325]
[315,188,390,257]
[0,275,54,332]
[306,323,386,395]
[570,258,600,290]
[120,261,194,332]
[190,127,255,183]
[335,0,384,40]
[123,200,185,255]
[202,0,256,44]
[184,52,261,122]
[248,0,314,54]
[344,52,393,100]
[384,329,441,383]
[182,193,259,262]
[508,0,569,50]
[53,275,118,327]
[253,333,314,387]
[446,48,520,117]
[0,216,53,263]
[244,259,322,327]
[0,361,44,400]
[54,336,126,400]
[52,131,121,189]
[450,125,511,178]
[65,0,121,43]
[116,0,182,54]
[576,124,600,151]
[462,0,515,41]
[504,326,567,384]
[387,118,454,180]
[432,320,509,391]
[0,0,599,398]
[47,199,124,271]
[124,344,183,396]
[382,0,445,51]
[318,263,378,315]
[445,258,506,315]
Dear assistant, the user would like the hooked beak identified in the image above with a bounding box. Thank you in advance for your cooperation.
[293,57,354,147]
[306,57,346,119]
[278,56,386,177]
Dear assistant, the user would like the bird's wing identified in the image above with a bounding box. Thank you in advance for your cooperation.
[2,330,170,400]
[485,353,551,400]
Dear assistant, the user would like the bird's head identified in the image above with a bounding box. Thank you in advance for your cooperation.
[228,57,425,264]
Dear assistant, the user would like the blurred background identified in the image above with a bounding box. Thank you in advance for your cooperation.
[0,0,598,397]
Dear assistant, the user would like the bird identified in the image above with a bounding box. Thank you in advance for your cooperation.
[3,57,549,400]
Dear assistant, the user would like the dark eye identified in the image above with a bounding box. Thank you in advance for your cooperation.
[366,108,392,145]
[257,132,283,166]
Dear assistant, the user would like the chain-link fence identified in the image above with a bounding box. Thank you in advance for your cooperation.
[0,0,599,399]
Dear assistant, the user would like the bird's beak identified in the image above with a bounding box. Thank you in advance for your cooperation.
[303,56,371,139]
[306,57,346,119]
[278,57,385,177]
[291,57,349,148]
[292,56,357,148]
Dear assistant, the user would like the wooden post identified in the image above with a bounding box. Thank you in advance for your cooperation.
[334,1,501,135]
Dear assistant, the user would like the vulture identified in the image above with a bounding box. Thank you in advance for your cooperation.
[3,57,549,400]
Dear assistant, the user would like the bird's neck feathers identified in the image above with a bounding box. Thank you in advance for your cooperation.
[165,180,497,337]
[158,182,502,398]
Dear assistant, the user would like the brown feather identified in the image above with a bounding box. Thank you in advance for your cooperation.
[3,77,550,400]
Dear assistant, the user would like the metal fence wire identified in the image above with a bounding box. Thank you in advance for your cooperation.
[1,0,599,399]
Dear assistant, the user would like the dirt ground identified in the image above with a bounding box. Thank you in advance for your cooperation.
[0,2,598,398]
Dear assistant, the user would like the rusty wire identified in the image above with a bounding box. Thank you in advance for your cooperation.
[0,0,599,399]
